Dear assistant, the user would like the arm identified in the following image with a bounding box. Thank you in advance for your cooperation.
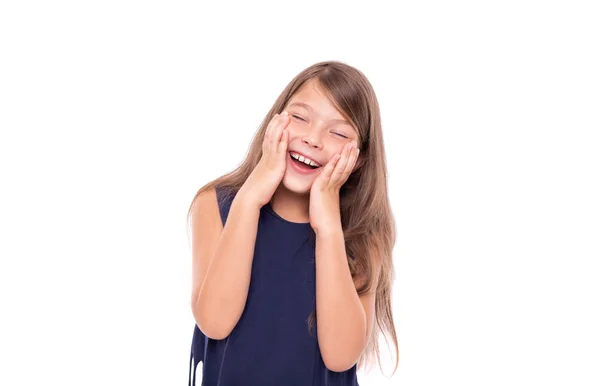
[190,188,262,340]
[192,111,291,339]
[315,226,381,372]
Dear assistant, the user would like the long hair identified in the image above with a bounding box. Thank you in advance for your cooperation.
[186,60,398,375]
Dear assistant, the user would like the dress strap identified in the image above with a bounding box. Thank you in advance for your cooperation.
[188,350,194,386]
[215,184,237,227]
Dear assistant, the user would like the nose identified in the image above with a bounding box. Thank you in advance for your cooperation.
[301,128,323,150]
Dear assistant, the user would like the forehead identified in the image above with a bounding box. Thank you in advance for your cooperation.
[289,80,339,114]
[287,81,357,130]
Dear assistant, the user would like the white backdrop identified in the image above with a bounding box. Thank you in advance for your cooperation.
[1,1,598,385]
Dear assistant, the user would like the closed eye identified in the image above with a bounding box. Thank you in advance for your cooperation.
[292,114,348,138]
[292,114,306,122]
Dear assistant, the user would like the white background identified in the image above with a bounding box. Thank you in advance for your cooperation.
[1,1,599,385]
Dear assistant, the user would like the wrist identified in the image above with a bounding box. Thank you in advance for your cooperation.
[234,187,264,212]
[314,223,343,238]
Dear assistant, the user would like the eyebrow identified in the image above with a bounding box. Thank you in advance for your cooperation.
[288,101,351,125]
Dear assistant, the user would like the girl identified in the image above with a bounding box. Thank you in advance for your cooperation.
[186,61,398,385]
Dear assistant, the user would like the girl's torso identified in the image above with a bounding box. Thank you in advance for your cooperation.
[188,184,359,386]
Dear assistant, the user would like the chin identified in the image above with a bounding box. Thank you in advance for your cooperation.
[281,171,314,195]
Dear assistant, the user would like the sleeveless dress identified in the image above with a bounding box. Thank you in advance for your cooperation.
[188,185,360,385]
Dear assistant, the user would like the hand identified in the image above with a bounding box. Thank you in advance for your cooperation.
[240,111,291,208]
[309,140,360,233]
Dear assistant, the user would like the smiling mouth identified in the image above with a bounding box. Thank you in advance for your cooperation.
[289,152,321,170]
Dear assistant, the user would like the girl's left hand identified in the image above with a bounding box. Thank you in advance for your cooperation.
[309,140,360,234]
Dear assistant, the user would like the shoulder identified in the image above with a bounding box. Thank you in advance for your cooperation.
[190,185,221,228]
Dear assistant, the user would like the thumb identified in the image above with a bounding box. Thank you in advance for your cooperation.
[279,128,289,153]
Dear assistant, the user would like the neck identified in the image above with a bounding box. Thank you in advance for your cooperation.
[270,185,310,223]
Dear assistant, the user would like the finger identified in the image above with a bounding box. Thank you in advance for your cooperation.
[278,127,289,155]
[264,113,280,154]
[274,111,289,147]
[265,113,287,159]
[349,143,360,170]
[265,113,279,141]
[319,153,342,183]
[343,146,358,178]
[265,113,285,145]
[331,142,352,186]
[271,111,289,149]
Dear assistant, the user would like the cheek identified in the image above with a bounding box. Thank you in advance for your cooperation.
[285,123,298,137]
[330,143,346,154]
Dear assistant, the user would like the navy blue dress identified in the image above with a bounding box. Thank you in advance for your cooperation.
[188,185,360,385]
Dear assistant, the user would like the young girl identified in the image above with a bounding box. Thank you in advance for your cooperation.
[186,60,398,385]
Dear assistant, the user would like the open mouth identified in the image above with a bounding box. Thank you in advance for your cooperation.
[289,152,321,171]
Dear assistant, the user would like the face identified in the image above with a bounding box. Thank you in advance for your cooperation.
[281,78,360,195]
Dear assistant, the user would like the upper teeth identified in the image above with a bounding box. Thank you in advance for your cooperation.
[290,152,320,167]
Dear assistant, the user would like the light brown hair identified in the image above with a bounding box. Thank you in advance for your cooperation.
[186,60,398,375]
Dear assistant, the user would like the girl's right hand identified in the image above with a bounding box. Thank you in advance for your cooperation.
[240,111,291,208]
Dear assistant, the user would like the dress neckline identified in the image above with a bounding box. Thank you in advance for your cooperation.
[264,202,312,227]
